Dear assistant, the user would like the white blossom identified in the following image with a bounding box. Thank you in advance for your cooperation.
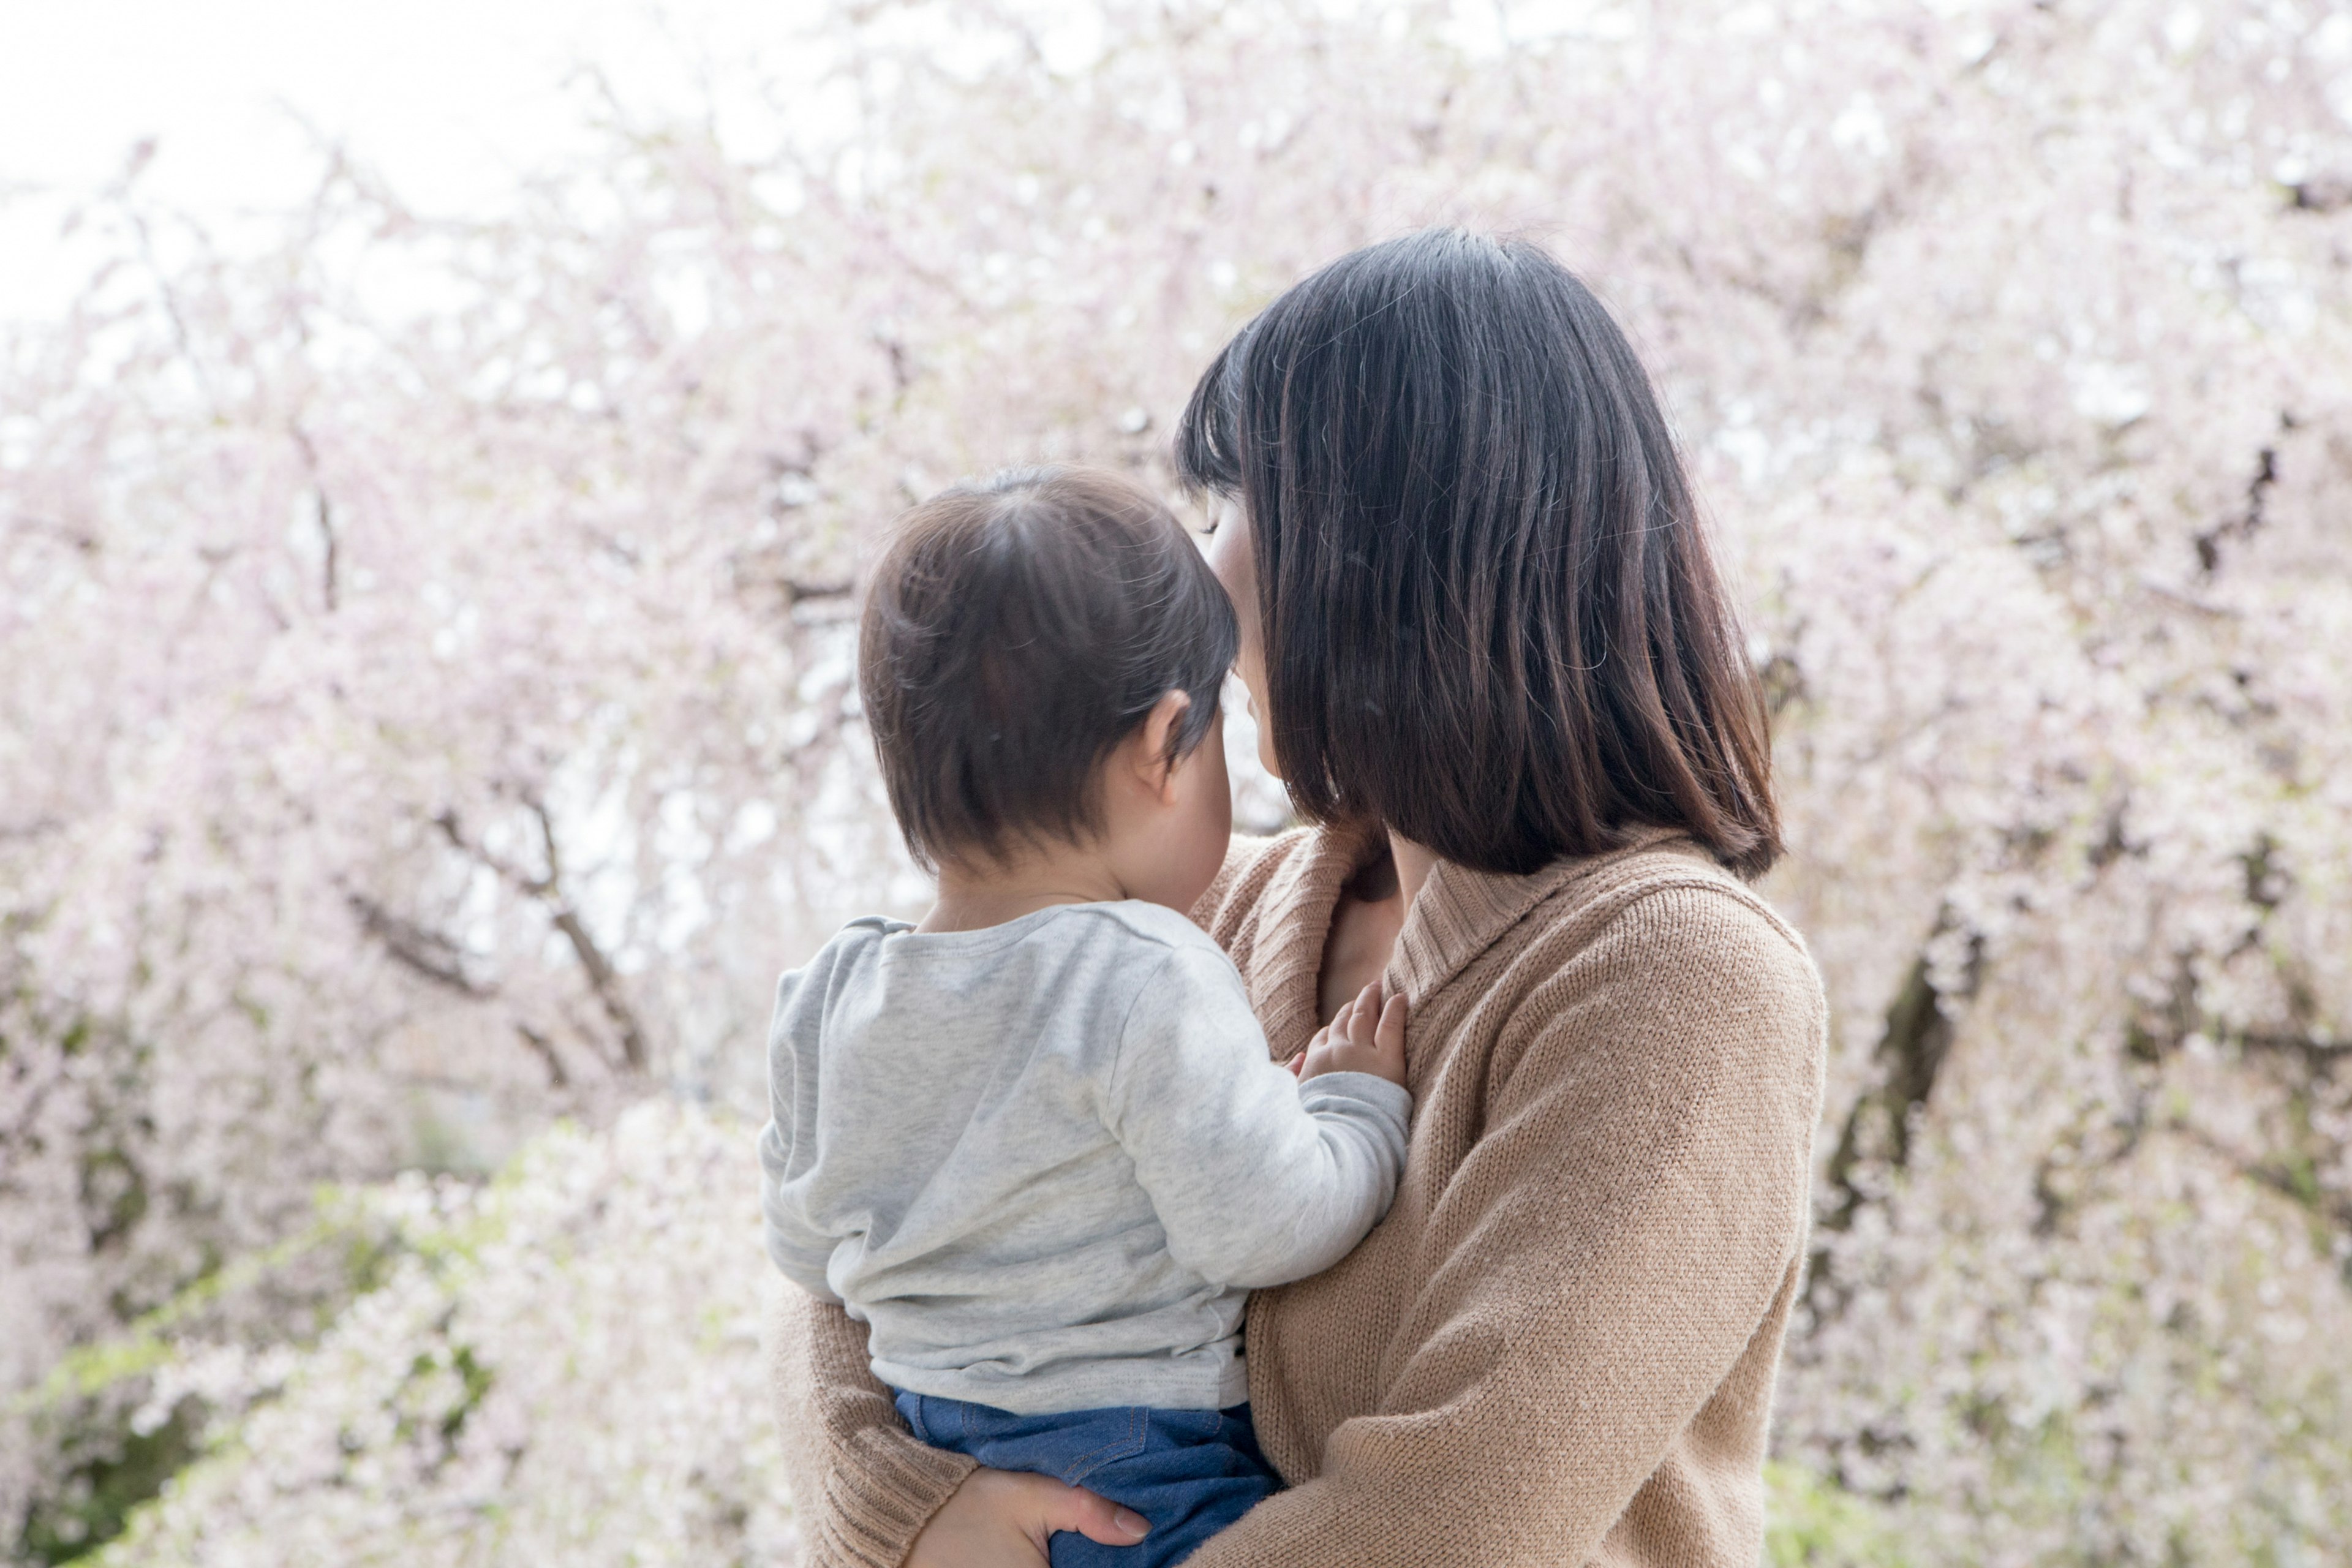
[5,0,2349,1562]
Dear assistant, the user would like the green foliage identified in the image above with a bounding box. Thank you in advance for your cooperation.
[77,1108,800,1566]
[15,1401,202,1566]
[9,1196,391,1423]
[7,1191,411,1565]
[1765,1461,1912,1568]
[393,1343,494,1452]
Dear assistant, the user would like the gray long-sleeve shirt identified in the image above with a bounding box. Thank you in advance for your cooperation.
[756,899,1412,1415]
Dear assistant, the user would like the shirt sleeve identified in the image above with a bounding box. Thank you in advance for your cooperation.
[758,1117,845,1303]
[1103,945,1413,1291]
[756,967,845,1303]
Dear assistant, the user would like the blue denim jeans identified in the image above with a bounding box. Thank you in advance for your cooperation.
[892,1390,1278,1567]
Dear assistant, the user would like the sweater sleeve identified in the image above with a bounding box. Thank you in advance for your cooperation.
[766,1287,977,1568]
[1185,886,1825,1567]
[1105,947,1412,1291]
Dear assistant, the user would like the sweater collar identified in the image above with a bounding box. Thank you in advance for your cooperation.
[1250,821,1705,1047]
[1389,824,1705,1001]
[1238,818,1381,1055]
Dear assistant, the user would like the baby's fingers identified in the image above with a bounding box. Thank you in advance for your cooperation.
[1374,993,1408,1058]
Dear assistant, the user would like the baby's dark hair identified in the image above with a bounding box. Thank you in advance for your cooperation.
[859,466,1238,872]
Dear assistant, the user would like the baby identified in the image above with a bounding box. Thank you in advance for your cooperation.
[757,466,1411,1566]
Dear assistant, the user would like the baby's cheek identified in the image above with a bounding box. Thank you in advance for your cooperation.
[1170,786,1231,908]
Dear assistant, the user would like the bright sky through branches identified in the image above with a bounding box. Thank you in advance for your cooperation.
[0,0,809,320]
[6,1,2350,1558]
[0,0,1619,323]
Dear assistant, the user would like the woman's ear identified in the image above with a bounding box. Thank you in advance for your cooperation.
[1129,690,1194,802]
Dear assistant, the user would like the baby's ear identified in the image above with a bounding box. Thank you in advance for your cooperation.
[1133,690,1194,798]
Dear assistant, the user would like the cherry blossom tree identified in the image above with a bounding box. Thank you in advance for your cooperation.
[4,0,2349,1562]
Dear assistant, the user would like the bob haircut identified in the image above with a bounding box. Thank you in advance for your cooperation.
[1175,228,1781,880]
[859,466,1237,872]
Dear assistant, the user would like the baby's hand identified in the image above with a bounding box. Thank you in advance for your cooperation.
[1295,982,1408,1088]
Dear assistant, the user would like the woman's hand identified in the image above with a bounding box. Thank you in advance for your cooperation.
[905,1467,1150,1567]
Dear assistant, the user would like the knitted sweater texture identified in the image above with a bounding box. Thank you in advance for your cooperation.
[767,824,1827,1567]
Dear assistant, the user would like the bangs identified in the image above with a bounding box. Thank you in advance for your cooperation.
[1172,333,1248,497]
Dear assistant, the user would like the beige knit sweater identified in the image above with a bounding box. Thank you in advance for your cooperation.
[768,824,1826,1566]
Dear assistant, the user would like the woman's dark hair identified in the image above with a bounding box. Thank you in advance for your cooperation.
[859,466,1237,872]
[1175,228,1781,879]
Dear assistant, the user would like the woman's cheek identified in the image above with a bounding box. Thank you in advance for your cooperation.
[1205,506,1280,780]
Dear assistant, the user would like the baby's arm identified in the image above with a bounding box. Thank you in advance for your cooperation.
[1105,948,1412,1290]
[757,1112,845,1303]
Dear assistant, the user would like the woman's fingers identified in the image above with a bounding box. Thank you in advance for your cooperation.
[906,1470,1052,1567]
[908,1470,1148,1567]
[1022,1475,1150,1547]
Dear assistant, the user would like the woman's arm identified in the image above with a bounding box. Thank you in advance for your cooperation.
[766,1287,976,1567]
[766,1287,1154,1567]
[1186,886,1826,1567]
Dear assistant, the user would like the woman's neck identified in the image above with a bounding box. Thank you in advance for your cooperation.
[1314,828,1437,1022]
[1389,831,1438,910]
[1335,831,1434,907]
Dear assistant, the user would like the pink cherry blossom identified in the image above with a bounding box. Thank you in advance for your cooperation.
[4,1,2348,1562]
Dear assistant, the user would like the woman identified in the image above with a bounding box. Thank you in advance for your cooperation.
[769,229,1826,1567]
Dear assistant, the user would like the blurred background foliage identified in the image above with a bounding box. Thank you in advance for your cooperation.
[3,0,2350,1562]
